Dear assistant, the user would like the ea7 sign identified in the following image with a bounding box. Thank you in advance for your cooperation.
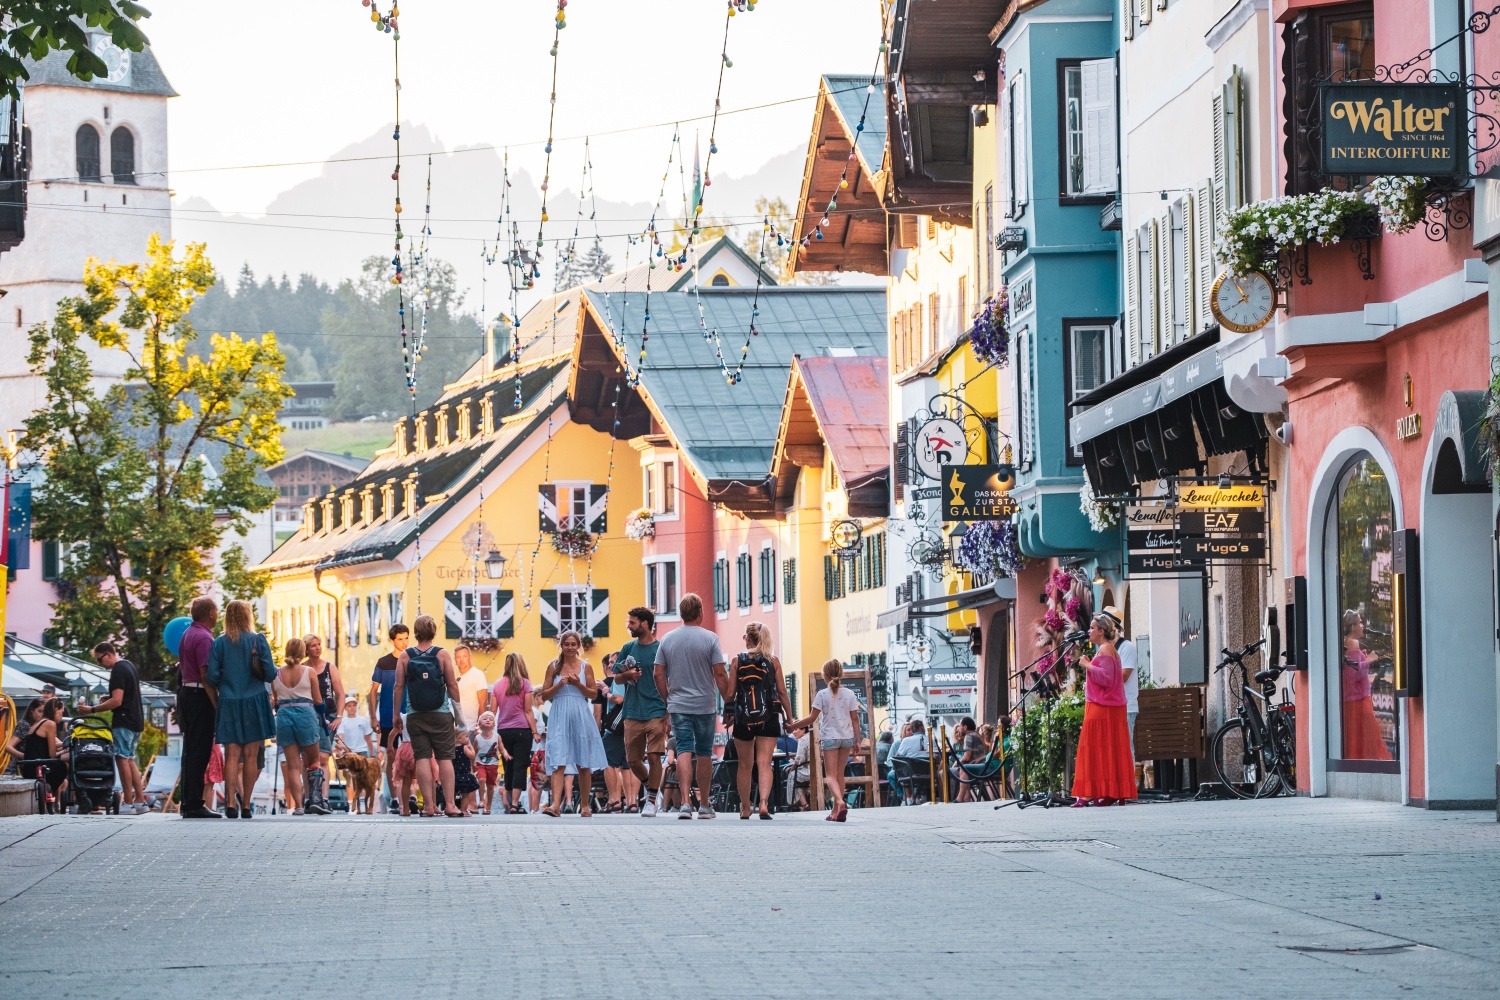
[1321,83,1465,177]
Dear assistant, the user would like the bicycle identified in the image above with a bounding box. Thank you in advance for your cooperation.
[1209,639,1296,798]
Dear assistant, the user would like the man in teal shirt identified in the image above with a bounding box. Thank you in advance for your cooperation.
[613,606,665,816]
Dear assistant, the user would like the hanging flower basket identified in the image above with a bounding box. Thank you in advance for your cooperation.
[1079,473,1120,533]
[624,507,656,541]
[551,526,593,557]
[969,289,1010,367]
[1482,368,1500,482]
[953,519,1026,579]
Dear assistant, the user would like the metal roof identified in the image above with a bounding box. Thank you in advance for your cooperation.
[22,38,177,97]
[795,356,890,484]
[577,285,887,483]
[823,74,888,175]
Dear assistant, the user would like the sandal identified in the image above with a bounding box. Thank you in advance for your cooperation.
[759,811,773,820]
[624,803,638,814]
[542,807,561,818]
[580,808,593,818]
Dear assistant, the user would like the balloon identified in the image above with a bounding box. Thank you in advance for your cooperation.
[164,616,192,657]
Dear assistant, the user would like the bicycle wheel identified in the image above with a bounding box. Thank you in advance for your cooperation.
[1268,710,1297,795]
[1210,719,1271,799]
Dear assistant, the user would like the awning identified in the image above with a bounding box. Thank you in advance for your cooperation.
[1072,341,1269,495]
[876,578,1016,629]
[1431,390,1489,494]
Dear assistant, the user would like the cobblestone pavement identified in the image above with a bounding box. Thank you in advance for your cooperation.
[2,797,1498,999]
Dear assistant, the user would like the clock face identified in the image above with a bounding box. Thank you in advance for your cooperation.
[91,35,132,85]
[1211,270,1276,334]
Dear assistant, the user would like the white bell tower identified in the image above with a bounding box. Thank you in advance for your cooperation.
[0,32,175,437]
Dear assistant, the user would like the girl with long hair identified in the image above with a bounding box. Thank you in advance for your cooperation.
[1070,612,1138,806]
[21,698,69,810]
[726,621,795,819]
[207,600,277,818]
[786,659,863,822]
[538,631,608,817]
[490,652,536,814]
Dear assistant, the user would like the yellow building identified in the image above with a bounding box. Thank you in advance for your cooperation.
[257,289,642,700]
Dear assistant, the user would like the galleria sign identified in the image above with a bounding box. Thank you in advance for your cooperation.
[1320,83,1465,177]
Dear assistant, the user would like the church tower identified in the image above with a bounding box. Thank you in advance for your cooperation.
[0,32,176,436]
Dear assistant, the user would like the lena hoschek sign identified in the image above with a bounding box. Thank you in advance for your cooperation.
[1321,83,1465,176]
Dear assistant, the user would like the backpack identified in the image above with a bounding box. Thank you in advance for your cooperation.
[732,652,777,727]
[405,645,448,713]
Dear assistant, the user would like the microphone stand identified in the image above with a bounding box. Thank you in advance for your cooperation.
[996,635,1086,810]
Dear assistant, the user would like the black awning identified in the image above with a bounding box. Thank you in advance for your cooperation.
[1072,328,1221,409]
[1432,389,1490,494]
[876,578,1016,629]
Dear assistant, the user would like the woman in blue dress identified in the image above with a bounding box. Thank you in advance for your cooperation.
[206,600,276,818]
[539,630,607,817]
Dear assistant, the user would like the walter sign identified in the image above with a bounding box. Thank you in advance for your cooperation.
[1321,83,1464,177]
[942,464,1017,520]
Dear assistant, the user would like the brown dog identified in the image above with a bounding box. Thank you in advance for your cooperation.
[333,743,383,814]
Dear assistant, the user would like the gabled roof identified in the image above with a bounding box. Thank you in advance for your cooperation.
[791,75,890,276]
[770,356,890,517]
[270,450,370,475]
[569,284,887,516]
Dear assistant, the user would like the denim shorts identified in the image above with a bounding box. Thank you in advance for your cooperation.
[112,727,140,760]
[276,704,322,749]
[820,737,857,751]
[670,712,716,757]
[317,716,336,754]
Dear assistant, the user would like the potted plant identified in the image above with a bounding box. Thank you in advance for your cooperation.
[624,506,656,541]
[551,525,593,557]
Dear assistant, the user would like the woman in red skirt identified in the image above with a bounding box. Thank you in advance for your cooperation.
[1071,611,1138,806]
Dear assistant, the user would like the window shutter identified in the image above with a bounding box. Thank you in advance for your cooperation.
[588,589,609,638]
[41,540,59,581]
[1194,180,1217,334]
[496,590,515,638]
[587,484,609,533]
[824,555,834,601]
[1014,75,1029,215]
[1136,0,1151,24]
[1178,195,1194,345]
[1123,231,1141,368]
[784,557,798,604]
[538,485,558,533]
[443,590,464,639]
[1211,87,1229,224]
[539,589,559,638]
[1146,215,1163,357]
[1225,67,1245,213]
[1080,58,1117,195]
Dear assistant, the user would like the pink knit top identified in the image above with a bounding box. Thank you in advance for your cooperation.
[1083,653,1126,707]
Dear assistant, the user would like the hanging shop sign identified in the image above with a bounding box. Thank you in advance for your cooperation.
[1178,509,1264,535]
[913,417,968,481]
[941,464,1017,520]
[922,665,977,716]
[1176,484,1266,508]
[1320,83,1465,177]
[1125,482,1270,575]
[1180,536,1265,561]
[1128,550,1203,575]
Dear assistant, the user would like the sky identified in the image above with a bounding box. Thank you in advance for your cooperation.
[142,0,884,292]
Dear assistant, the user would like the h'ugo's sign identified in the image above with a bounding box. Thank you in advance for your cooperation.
[1321,83,1465,177]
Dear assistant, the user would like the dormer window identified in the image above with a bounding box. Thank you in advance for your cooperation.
[110,127,135,185]
[481,392,495,436]
[414,413,429,453]
[435,406,450,448]
[380,479,397,521]
[360,486,374,526]
[393,417,409,458]
[402,477,417,518]
[339,490,355,531]
[302,500,317,537]
[76,124,101,181]
[455,402,471,441]
[319,494,335,535]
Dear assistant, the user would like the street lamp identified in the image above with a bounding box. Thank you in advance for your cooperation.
[484,548,508,580]
[68,674,89,703]
[947,522,968,568]
[90,681,108,699]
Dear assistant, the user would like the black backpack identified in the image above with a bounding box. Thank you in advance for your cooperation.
[732,653,777,726]
[406,645,447,713]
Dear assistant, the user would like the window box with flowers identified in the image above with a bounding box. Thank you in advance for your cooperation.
[1216,176,1427,281]
[551,525,594,557]
[624,507,655,541]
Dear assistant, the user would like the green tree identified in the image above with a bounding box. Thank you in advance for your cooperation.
[21,235,291,680]
[327,255,482,420]
[742,195,835,286]
[1,2,151,101]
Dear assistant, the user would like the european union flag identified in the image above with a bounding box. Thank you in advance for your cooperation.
[7,481,30,570]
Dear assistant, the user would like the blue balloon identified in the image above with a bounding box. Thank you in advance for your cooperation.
[164,616,192,657]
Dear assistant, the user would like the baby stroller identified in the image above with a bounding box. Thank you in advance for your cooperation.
[67,714,122,814]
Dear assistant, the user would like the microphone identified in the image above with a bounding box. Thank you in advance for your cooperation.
[1062,630,1089,644]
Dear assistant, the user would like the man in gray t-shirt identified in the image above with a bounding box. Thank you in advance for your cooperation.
[653,592,728,819]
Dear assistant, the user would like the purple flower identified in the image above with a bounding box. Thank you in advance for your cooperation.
[1044,608,1065,632]
[969,295,1010,367]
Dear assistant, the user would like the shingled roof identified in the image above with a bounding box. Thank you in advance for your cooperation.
[569,283,887,516]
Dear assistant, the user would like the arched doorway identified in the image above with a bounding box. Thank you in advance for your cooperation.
[1419,390,1496,808]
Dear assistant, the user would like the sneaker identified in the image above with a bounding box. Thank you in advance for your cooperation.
[697,805,716,820]
[293,807,305,816]
[677,806,695,820]
[640,799,658,818]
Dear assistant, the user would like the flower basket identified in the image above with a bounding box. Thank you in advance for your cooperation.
[969,290,1010,367]
[953,519,1025,578]
[551,526,594,557]
[1079,473,1119,533]
[624,507,656,541]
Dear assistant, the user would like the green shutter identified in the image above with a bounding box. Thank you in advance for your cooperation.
[590,589,609,638]
[824,555,834,601]
[41,540,59,581]
[588,485,608,533]
[496,590,515,639]
[443,590,463,638]
[539,589,558,638]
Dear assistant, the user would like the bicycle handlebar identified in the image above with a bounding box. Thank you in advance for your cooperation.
[1214,637,1268,671]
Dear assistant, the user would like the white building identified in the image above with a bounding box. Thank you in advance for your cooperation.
[0,32,175,437]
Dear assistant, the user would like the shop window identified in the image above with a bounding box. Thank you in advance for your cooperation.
[1330,454,1399,764]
